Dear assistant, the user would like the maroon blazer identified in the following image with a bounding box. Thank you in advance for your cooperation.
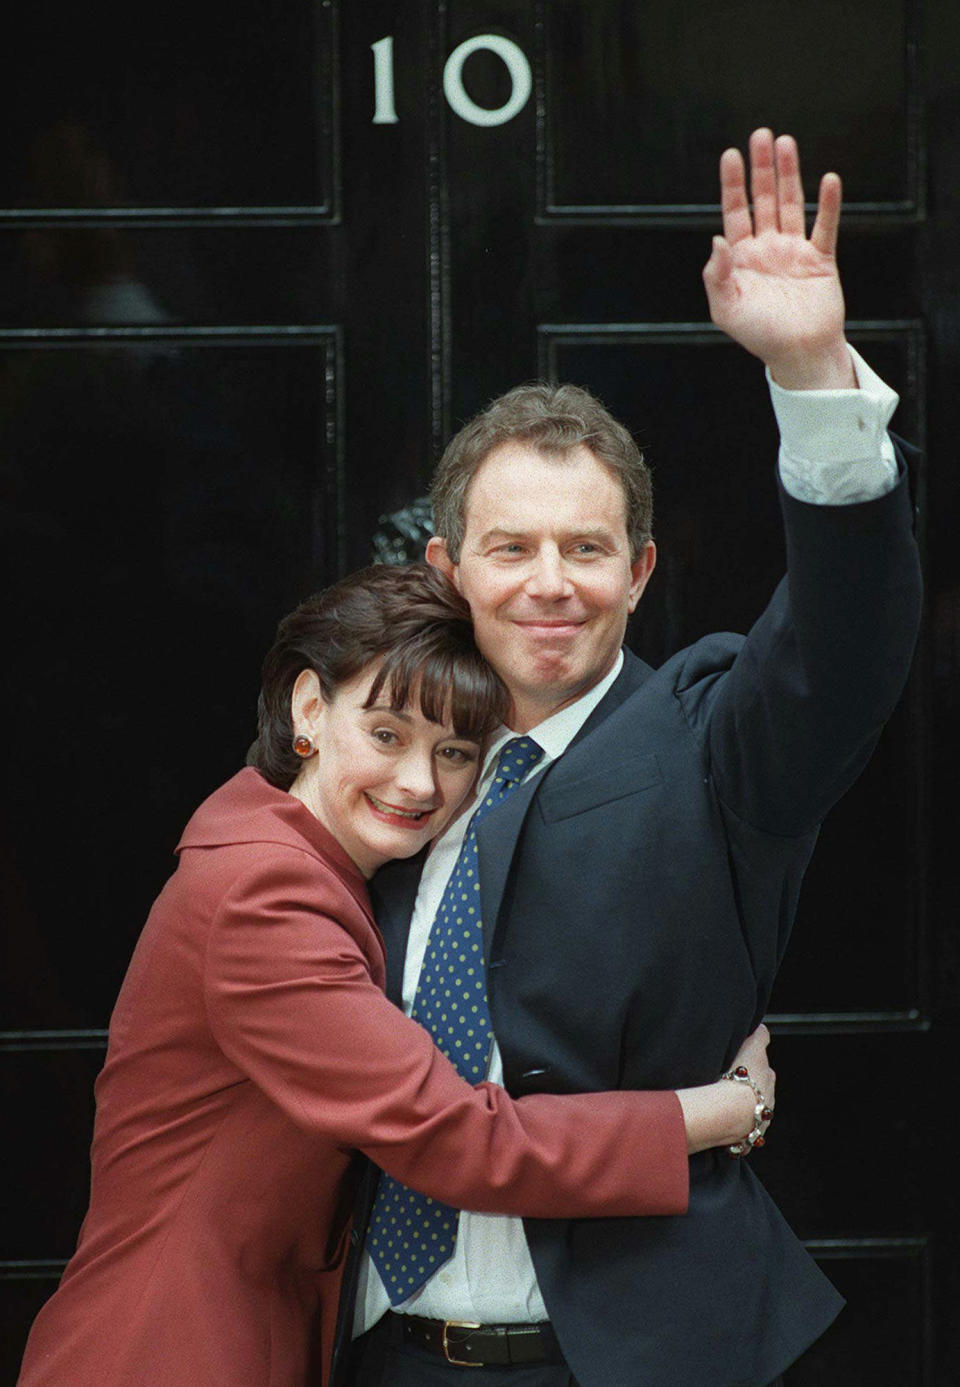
[17,769,687,1387]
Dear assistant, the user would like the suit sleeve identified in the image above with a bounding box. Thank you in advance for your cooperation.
[204,848,688,1217]
[681,459,922,837]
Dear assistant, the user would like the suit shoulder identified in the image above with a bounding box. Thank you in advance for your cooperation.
[564,634,746,758]
[652,629,746,696]
[179,835,373,932]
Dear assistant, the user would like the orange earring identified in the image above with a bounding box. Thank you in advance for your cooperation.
[292,733,315,758]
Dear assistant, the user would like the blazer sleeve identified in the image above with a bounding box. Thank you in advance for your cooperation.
[681,462,922,837]
[203,847,688,1218]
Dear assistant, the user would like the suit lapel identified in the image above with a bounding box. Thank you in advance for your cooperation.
[368,848,427,1004]
[474,651,654,958]
[475,773,542,959]
[568,647,653,752]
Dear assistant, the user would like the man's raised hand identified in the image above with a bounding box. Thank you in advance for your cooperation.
[702,128,856,391]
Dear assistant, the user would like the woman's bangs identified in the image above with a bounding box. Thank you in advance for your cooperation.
[369,644,502,741]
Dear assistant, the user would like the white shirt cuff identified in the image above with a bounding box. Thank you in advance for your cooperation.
[770,345,900,505]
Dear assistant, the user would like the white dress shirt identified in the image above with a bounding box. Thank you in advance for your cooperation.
[354,346,901,1334]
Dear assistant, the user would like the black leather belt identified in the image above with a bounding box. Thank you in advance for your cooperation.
[384,1311,557,1367]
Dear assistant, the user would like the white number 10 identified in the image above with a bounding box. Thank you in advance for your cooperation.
[372,34,532,128]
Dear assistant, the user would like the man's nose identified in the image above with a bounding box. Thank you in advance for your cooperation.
[524,547,571,600]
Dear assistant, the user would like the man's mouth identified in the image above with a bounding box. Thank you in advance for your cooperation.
[514,618,585,635]
[365,794,433,823]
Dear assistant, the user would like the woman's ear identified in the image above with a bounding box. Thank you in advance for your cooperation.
[290,669,325,744]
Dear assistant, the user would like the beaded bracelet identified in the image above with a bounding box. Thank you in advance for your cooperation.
[720,1065,774,1157]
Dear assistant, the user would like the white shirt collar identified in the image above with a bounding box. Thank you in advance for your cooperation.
[481,649,625,779]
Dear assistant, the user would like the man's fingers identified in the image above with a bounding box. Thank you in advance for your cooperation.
[719,147,752,245]
[810,172,842,258]
[702,235,734,298]
[774,135,805,237]
[748,128,778,234]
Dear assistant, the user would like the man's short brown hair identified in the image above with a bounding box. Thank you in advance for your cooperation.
[430,383,653,562]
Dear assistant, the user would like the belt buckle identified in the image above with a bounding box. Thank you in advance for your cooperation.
[441,1319,482,1367]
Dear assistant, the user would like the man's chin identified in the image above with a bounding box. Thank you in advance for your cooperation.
[508,663,602,720]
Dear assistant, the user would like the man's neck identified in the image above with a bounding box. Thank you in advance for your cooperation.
[505,654,625,736]
[507,697,580,735]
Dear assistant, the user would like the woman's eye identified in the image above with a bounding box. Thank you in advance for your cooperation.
[372,728,398,745]
[439,745,477,765]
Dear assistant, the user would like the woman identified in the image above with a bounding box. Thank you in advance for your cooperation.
[17,563,772,1387]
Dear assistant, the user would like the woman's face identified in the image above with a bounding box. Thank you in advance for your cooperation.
[289,663,483,877]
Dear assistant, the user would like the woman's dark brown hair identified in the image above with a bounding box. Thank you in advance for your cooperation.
[248,563,508,789]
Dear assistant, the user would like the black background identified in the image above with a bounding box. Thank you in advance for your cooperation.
[2,2,957,1381]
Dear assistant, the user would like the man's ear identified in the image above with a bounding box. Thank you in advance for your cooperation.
[626,540,657,613]
[290,668,326,741]
[425,536,458,584]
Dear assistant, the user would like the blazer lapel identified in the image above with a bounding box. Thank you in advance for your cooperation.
[368,848,427,1004]
[475,769,542,960]
[568,647,654,753]
[475,651,654,958]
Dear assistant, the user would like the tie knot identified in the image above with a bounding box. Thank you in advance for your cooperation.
[495,736,544,785]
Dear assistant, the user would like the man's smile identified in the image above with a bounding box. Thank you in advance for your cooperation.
[512,617,587,633]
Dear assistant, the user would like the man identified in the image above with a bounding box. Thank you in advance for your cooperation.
[333,130,922,1387]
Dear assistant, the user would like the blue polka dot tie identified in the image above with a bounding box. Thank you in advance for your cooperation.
[366,736,544,1305]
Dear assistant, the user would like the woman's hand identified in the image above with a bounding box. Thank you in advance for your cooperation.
[729,1023,776,1111]
[676,1024,776,1155]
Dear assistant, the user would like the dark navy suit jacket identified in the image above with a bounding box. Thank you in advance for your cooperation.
[333,468,922,1387]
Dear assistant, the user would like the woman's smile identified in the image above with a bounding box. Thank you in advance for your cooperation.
[364,792,435,825]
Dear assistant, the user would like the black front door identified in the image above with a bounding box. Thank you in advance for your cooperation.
[2,2,956,1382]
